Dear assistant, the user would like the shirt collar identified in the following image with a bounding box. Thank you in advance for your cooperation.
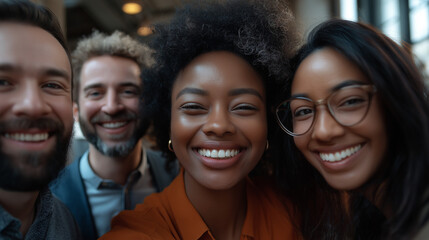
[166,169,255,240]
[80,146,147,189]
[0,188,53,239]
[167,169,210,239]
[0,202,20,237]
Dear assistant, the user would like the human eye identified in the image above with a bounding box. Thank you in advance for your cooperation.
[0,78,12,92]
[41,81,70,95]
[179,103,207,115]
[0,78,11,86]
[336,95,368,110]
[231,103,258,115]
[42,82,64,89]
[121,87,140,97]
[85,89,103,99]
[290,99,313,120]
[293,107,314,120]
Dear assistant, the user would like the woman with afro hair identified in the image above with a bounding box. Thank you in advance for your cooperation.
[100,0,301,239]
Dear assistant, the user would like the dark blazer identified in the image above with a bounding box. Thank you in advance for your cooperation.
[50,148,178,240]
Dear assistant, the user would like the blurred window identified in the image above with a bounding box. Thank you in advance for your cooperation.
[353,0,429,83]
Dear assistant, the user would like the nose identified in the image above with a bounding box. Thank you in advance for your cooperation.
[311,107,345,141]
[101,90,124,114]
[202,105,235,137]
[12,81,51,117]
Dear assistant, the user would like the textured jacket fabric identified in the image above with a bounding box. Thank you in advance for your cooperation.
[100,170,298,240]
[50,148,178,240]
[0,188,81,240]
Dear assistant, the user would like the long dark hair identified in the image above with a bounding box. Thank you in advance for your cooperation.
[276,18,429,239]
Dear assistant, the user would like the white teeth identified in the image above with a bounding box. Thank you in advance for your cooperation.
[198,148,240,159]
[102,122,127,129]
[4,133,49,142]
[320,145,362,162]
[218,150,225,158]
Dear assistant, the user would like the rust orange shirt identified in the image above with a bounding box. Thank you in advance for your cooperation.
[100,170,298,240]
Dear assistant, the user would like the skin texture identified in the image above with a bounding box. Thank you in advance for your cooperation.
[0,22,72,236]
[292,47,388,191]
[170,51,267,239]
[0,22,73,186]
[73,55,143,184]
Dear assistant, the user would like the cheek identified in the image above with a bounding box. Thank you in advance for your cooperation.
[170,112,199,145]
[52,98,74,130]
[293,136,316,166]
[364,107,388,166]
[293,136,308,154]
[124,99,140,113]
[245,117,267,148]
[80,101,100,119]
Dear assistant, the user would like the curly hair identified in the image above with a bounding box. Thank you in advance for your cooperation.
[143,0,299,174]
[72,30,155,102]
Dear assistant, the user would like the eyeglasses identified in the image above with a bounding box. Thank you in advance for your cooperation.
[275,84,377,136]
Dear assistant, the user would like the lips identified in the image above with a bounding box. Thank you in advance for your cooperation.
[197,148,240,159]
[101,121,128,129]
[3,132,50,142]
[194,147,244,169]
[319,144,362,162]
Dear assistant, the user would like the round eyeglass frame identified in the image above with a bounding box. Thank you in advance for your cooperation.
[275,84,377,137]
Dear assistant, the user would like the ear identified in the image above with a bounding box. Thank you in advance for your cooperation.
[73,102,79,122]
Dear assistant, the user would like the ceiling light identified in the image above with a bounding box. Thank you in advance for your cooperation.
[122,1,142,15]
[138,26,153,36]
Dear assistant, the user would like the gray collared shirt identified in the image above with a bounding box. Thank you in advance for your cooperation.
[80,146,156,237]
[0,188,81,240]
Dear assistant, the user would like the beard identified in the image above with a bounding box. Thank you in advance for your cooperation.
[0,118,72,191]
[79,110,149,158]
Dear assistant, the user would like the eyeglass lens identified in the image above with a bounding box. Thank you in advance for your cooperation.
[276,86,372,136]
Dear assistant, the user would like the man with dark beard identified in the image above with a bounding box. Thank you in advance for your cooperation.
[50,30,178,240]
[0,0,80,239]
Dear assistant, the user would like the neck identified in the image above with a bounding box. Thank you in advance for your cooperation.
[88,140,143,185]
[184,171,247,240]
[0,189,39,237]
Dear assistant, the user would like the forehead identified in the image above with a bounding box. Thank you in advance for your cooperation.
[292,47,368,96]
[80,55,141,87]
[173,51,264,95]
[0,22,71,78]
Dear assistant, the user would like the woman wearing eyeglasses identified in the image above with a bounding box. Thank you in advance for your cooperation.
[274,19,429,239]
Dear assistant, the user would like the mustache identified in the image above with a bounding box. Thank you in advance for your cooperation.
[90,111,138,123]
[0,118,64,133]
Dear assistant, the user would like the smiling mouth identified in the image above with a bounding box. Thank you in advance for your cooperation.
[3,132,49,142]
[197,148,241,159]
[319,144,362,162]
[100,121,128,129]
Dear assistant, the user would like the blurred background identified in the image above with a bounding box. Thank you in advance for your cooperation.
[29,0,429,158]
[32,0,428,80]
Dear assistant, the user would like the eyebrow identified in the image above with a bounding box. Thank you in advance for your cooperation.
[44,68,70,80]
[0,64,15,71]
[0,63,70,80]
[175,87,263,100]
[331,80,365,91]
[228,88,263,100]
[83,82,141,92]
[290,79,365,99]
[176,88,208,99]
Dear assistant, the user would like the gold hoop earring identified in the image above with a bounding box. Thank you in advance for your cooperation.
[168,139,174,152]
[265,140,269,151]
